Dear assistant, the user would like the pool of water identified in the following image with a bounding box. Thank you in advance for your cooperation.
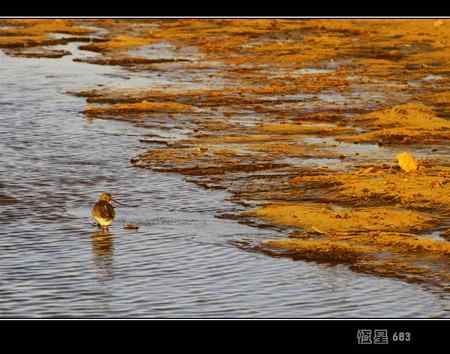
[0,40,448,318]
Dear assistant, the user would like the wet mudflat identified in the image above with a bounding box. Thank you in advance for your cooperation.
[0,19,449,317]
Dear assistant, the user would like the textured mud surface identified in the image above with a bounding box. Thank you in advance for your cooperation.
[4,19,450,290]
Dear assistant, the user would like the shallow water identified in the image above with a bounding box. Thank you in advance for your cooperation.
[0,41,449,318]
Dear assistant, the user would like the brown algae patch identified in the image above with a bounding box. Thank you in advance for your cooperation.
[259,123,355,136]
[290,163,450,211]
[254,232,449,287]
[0,19,96,51]
[182,134,300,146]
[85,101,200,115]
[347,232,450,256]
[338,103,450,145]
[0,194,18,205]
[73,56,190,66]
[243,202,435,234]
[251,205,449,286]
[245,143,338,159]
[131,145,290,176]
[3,48,71,58]
[260,239,374,264]
[79,35,156,53]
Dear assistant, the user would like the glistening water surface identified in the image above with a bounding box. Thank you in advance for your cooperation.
[0,42,448,318]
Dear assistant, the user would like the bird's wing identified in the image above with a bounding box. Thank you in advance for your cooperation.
[92,201,115,219]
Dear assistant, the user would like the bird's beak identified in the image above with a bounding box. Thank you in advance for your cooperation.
[112,198,125,207]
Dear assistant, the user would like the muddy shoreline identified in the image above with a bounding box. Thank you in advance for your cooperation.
[3,19,449,290]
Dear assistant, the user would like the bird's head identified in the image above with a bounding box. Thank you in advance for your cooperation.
[99,192,113,203]
[98,192,124,207]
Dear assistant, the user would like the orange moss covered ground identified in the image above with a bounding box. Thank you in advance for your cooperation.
[85,101,199,115]
[243,203,435,234]
[337,103,450,145]
[0,19,96,49]
[290,163,450,211]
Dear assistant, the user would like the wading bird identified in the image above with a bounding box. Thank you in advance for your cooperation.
[91,192,122,231]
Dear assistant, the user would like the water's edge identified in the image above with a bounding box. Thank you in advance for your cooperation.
[0,41,448,318]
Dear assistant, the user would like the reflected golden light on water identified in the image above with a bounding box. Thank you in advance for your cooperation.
[91,230,114,281]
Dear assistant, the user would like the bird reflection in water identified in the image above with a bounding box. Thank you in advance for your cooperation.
[91,230,114,281]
